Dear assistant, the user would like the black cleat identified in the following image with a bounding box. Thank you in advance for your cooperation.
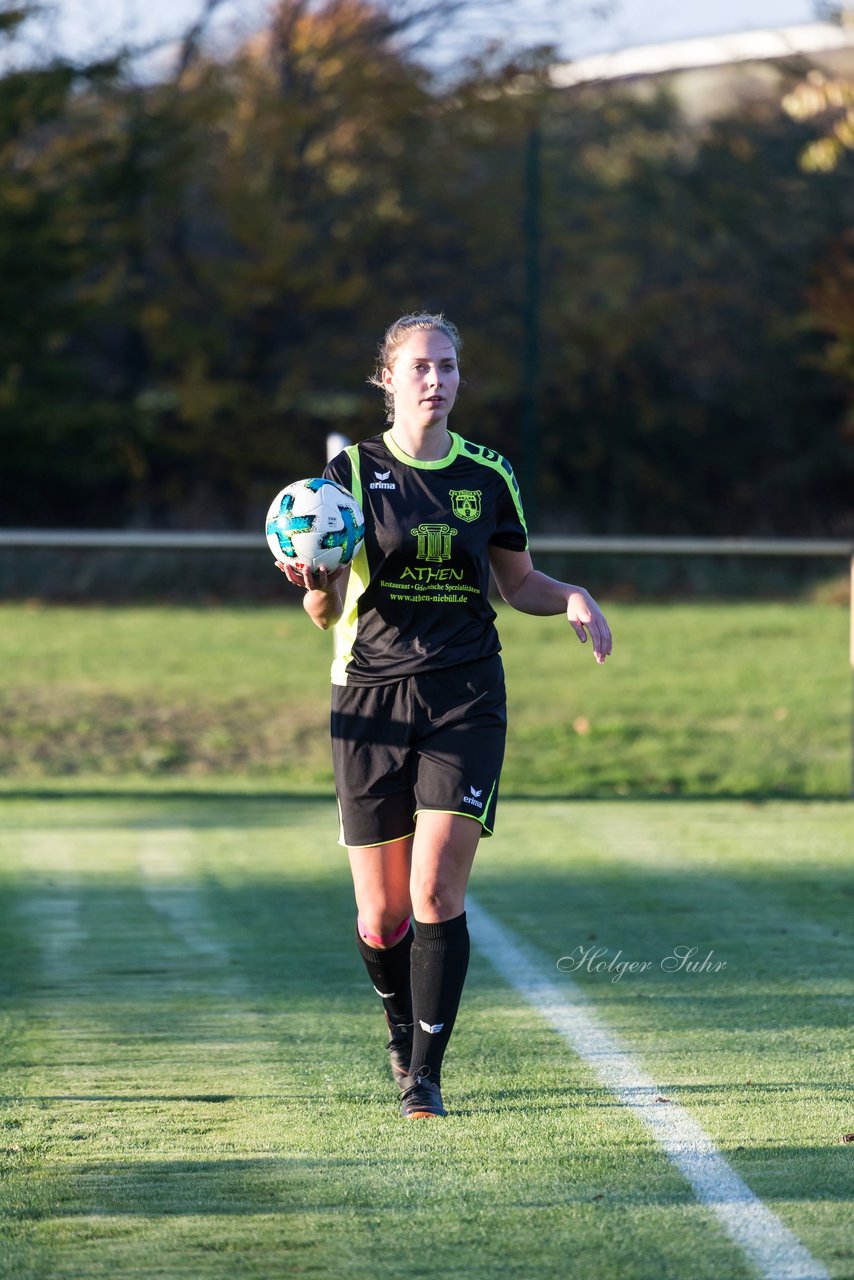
[384,1014,413,1090]
[399,1070,447,1119]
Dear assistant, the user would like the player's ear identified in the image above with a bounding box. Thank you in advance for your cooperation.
[381,366,395,391]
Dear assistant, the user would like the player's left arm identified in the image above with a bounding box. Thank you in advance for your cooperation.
[488,545,612,665]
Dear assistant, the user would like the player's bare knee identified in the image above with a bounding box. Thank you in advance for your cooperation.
[357,910,411,948]
[411,885,464,922]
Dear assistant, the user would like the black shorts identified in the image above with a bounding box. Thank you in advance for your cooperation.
[331,655,507,847]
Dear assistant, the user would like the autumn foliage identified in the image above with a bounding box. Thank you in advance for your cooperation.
[1,0,853,537]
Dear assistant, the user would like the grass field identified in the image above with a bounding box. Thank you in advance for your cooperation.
[0,796,851,1279]
[0,601,851,1278]
[0,599,849,795]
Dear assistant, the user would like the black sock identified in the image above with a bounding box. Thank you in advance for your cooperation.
[407,912,470,1087]
[354,920,413,1035]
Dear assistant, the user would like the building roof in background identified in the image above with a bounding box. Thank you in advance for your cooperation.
[551,21,854,87]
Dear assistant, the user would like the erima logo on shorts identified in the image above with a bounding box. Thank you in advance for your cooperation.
[419,1019,444,1034]
[370,470,396,490]
[463,785,484,809]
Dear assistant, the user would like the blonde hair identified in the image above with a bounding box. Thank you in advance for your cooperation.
[368,311,463,422]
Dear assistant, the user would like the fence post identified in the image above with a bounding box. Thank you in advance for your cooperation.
[326,433,351,464]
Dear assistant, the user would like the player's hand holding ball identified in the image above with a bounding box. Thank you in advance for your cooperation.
[266,476,364,593]
[277,561,342,592]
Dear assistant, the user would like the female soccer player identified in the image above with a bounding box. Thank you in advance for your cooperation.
[278,312,611,1119]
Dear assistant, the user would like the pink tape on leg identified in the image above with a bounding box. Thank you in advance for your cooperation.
[358,914,412,948]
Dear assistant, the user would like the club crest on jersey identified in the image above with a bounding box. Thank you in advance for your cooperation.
[410,523,457,563]
[449,489,482,522]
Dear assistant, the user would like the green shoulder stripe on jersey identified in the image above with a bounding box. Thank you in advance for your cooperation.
[383,430,462,470]
[456,435,529,542]
[343,442,363,507]
[332,444,370,685]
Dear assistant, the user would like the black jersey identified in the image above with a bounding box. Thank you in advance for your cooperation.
[323,430,528,686]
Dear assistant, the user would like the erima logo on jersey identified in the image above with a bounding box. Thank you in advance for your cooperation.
[419,1019,444,1034]
[373,985,395,998]
[370,470,396,490]
[463,785,484,809]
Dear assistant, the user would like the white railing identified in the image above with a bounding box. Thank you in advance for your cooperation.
[1,528,851,667]
[0,529,850,558]
[2,526,852,792]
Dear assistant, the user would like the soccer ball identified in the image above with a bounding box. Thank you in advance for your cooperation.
[265,477,365,573]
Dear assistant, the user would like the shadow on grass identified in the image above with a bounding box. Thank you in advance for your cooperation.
[5,1144,852,1223]
[0,1095,315,1104]
[0,789,850,804]
[0,789,337,808]
[0,1094,239,1103]
[0,797,851,1238]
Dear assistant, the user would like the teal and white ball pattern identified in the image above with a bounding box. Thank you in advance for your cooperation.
[266,478,365,572]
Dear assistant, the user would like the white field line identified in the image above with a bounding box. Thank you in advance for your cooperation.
[15,836,87,989]
[136,830,283,1087]
[136,831,237,977]
[19,893,85,982]
[467,897,831,1280]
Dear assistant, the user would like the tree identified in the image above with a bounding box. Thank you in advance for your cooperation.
[2,0,853,540]
[782,68,854,171]
[0,4,130,522]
